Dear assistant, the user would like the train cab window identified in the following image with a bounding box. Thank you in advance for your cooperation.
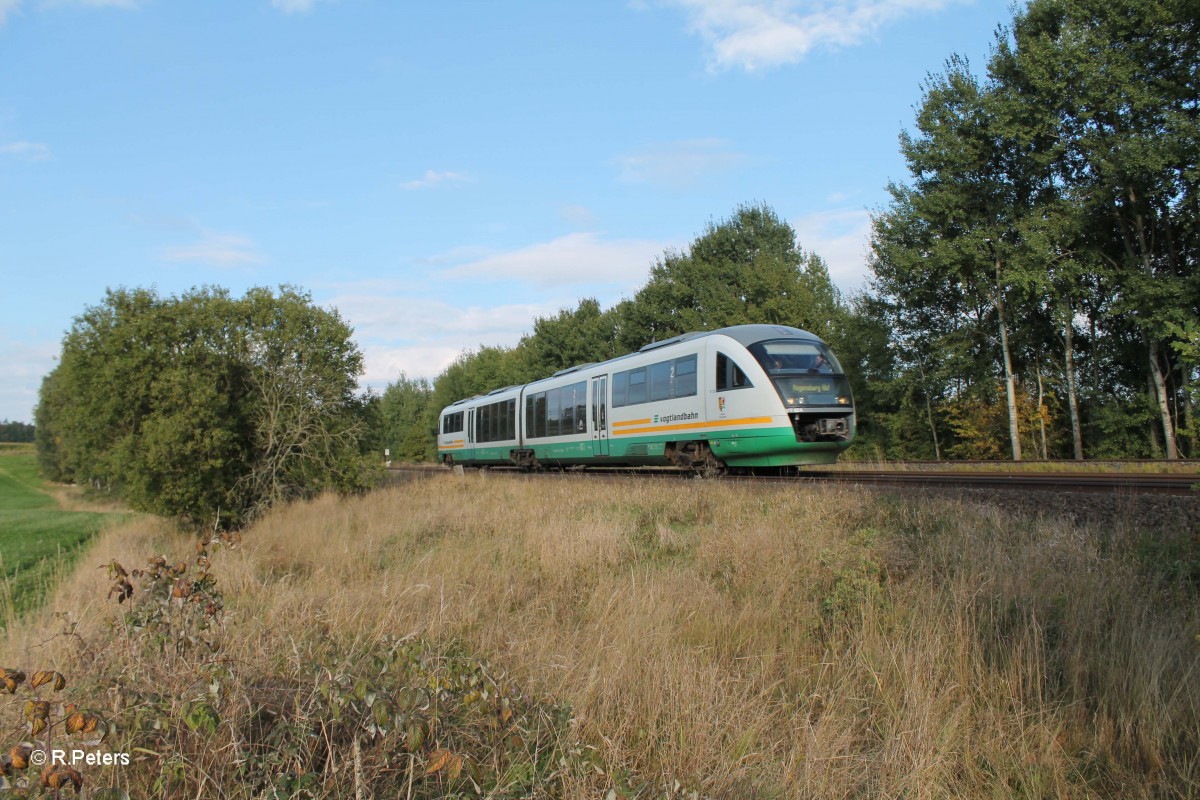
[716,352,752,391]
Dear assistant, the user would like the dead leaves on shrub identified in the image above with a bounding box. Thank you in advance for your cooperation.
[41,763,84,791]
[30,670,66,692]
[0,669,25,695]
[425,747,465,781]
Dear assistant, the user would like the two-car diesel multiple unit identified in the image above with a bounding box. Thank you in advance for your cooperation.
[436,324,855,472]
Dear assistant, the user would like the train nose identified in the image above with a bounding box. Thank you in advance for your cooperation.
[793,415,852,442]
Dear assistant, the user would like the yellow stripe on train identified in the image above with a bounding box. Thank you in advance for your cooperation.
[612,416,774,436]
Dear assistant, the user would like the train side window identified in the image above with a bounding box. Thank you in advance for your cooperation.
[649,362,672,401]
[716,352,752,391]
[531,393,547,438]
[572,381,587,432]
[627,368,647,405]
[674,355,697,397]
[561,385,575,435]
[546,388,561,437]
[612,371,628,407]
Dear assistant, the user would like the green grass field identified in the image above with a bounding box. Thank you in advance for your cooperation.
[0,445,126,620]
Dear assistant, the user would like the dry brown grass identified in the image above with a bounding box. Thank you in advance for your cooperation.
[2,474,1197,798]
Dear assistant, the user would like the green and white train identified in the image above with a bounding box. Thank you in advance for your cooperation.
[436,324,855,472]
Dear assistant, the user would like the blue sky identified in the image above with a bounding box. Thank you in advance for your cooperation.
[0,0,1013,423]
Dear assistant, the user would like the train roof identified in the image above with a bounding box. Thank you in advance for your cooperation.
[440,324,827,410]
[637,324,822,353]
[518,324,825,390]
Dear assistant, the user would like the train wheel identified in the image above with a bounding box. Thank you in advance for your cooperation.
[695,447,725,479]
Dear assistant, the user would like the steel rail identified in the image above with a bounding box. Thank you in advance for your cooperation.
[385,464,1199,495]
[792,470,1200,495]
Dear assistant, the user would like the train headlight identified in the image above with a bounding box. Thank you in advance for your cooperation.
[837,396,851,405]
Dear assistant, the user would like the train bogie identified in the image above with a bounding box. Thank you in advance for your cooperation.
[436,325,855,471]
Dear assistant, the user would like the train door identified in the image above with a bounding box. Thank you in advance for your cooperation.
[706,341,754,422]
[463,408,476,461]
[591,376,609,457]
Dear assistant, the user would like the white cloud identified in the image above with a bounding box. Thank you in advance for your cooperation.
[0,0,20,24]
[331,293,547,346]
[2,0,139,26]
[0,141,50,160]
[662,0,963,71]
[438,232,666,289]
[615,138,746,188]
[791,207,873,291]
[559,204,598,228]
[270,0,322,12]
[401,169,470,190]
[359,343,466,388]
[326,292,556,386]
[0,337,58,423]
[327,230,670,388]
[160,229,265,267]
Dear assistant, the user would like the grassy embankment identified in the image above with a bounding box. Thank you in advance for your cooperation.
[1,472,1197,798]
[0,444,128,623]
[836,445,1200,472]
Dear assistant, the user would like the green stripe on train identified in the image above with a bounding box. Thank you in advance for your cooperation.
[450,426,849,468]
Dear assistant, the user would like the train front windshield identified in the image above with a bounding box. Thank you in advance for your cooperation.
[748,339,853,409]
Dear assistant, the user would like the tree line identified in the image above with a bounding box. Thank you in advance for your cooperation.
[365,203,849,463]
[0,421,35,443]
[36,286,372,529]
[34,0,1196,530]
[372,0,1197,464]
[867,0,1198,461]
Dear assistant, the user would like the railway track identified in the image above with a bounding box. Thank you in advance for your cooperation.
[793,469,1200,496]
[386,464,1200,496]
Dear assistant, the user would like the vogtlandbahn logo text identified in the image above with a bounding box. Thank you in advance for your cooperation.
[652,412,699,424]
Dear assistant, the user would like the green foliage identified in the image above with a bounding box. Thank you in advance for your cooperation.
[863,0,1200,461]
[619,203,845,348]
[367,374,437,463]
[0,421,34,443]
[524,298,627,374]
[412,203,852,459]
[35,286,368,528]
